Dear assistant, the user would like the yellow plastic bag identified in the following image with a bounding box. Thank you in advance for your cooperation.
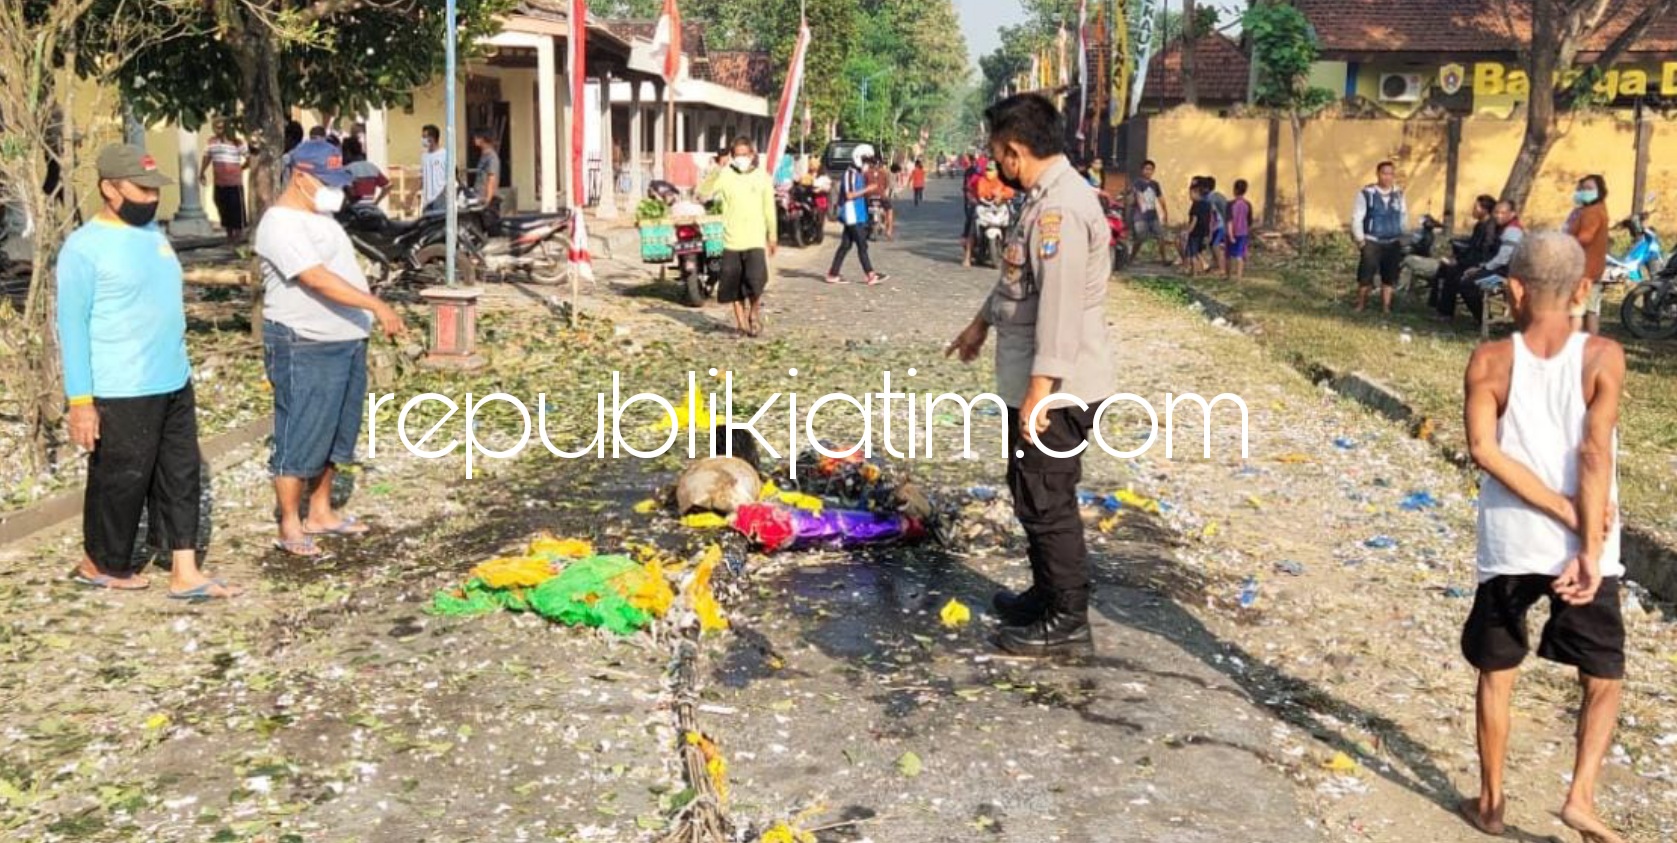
[1115,489,1161,514]
[681,512,729,530]
[469,556,556,589]
[774,491,824,513]
[939,598,971,628]
[528,534,593,559]
[685,731,728,801]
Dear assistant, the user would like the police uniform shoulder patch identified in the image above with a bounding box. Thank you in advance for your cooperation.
[1038,210,1063,260]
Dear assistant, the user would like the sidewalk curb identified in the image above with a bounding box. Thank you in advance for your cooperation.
[0,415,274,548]
[1174,278,1677,604]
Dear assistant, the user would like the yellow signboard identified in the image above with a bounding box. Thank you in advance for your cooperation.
[1470,62,1677,99]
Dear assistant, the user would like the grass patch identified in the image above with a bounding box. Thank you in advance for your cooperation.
[1152,237,1676,539]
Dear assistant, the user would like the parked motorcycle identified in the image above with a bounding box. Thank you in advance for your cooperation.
[1604,213,1664,285]
[866,196,886,241]
[1099,194,1130,272]
[973,199,1013,267]
[336,203,473,290]
[646,180,722,307]
[1622,253,1677,340]
[1394,214,1449,296]
[453,189,572,284]
[777,182,825,247]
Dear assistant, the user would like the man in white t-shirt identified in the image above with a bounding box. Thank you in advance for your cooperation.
[254,140,406,559]
[421,124,448,215]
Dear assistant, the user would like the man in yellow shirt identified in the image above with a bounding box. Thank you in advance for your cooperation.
[700,136,778,337]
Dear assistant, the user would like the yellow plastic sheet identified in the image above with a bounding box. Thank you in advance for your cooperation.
[1115,488,1161,514]
[689,545,729,632]
[469,557,557,589]
[626,560,675,616]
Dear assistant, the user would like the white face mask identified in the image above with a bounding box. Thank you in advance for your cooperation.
[732,156,754,172]
[314,185,346,215]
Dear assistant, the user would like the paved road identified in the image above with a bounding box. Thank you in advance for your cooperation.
[677,178,1330,842]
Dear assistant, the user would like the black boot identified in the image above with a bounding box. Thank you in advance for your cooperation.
[991,587,1049,627]
[994,590,1093,658]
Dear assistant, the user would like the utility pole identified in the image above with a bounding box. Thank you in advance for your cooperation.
[1183,0,1198,105]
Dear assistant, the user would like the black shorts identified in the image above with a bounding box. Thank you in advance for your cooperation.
[1461,574,1626,680]
[85,385,202,575]
[718,248,768,304]
[213,185,247,231]
[1357,239,1404,286]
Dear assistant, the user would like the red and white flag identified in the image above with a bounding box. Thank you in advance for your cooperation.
[568,0,593,280]
[766,20,811,186]
[650,0,683,85]
[1076,0,1089,139]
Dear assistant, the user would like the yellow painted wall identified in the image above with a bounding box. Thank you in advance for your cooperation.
[1148,109,1670,231]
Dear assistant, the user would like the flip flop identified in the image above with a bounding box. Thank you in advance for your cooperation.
[169,578,240,601]
[273,538,334,559]
[72,572,149,591]
[304,515,369,537]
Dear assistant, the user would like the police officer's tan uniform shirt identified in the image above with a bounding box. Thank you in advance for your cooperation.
[979,157,1116,409]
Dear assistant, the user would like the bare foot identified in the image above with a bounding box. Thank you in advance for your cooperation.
[1560,801,1626,843]
[1458,796,1505,836]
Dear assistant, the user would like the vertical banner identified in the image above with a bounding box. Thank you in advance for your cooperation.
[1128,0,1158,118]
[766,21,811,186]
[1110,0,1130,126]
[569,0,594,280]
[1057,24,1070,89]
[1077,0,1089,139]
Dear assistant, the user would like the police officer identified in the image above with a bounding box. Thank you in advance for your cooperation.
[945,94,1116,657]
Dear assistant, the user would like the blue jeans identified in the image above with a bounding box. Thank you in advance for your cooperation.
[263,321,367,479]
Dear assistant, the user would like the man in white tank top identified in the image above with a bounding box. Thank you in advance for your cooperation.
[1459,231,1628,843]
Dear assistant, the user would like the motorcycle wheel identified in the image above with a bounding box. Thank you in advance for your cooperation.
[1621,284,1677,340]
[790,214,808,248]
[1111,242,1131,273]
[681,257,705,307]
[809,215,826,245]
[531,258,566,284]
[414,244,478,286]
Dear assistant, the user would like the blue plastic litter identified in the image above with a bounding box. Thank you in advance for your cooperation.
[1364,535,1398,550]
[1076,490,1099,507]
[1274,560,1305,577]
[1400,491,1439,511]
[969,486,999,502]
[1237,577,1260,609]
[1443,585,1473,599]
[1334,437,1358,450]
[1100,494,1122,512]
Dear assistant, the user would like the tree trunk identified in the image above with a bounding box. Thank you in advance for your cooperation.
[1290,108,1306,245]
[224,1,284,339]
[1183,0,1198,106]
[1501,0,1563,208]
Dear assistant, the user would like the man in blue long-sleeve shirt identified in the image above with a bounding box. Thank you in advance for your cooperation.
[55,144,240,599]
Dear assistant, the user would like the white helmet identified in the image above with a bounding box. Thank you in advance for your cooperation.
[853,143,876,167]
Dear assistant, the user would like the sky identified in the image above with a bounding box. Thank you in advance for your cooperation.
[956,0,1243,69]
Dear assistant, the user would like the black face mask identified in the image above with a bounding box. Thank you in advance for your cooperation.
[115,198,159,228]
[998,170,1026,193]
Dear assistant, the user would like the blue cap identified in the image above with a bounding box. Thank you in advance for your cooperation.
[288,139,352,188]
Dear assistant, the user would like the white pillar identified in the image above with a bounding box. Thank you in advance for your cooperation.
[629,82,645,199]
[366,108,389,173]
[652,81,668,179]
[560,72,574,208]
[170,127,214,237]
[676,109,687,153]
[597,69,619,219]
[537,37,560,213]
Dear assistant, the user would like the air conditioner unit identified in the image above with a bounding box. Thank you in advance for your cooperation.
[1379,73,1425,103]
